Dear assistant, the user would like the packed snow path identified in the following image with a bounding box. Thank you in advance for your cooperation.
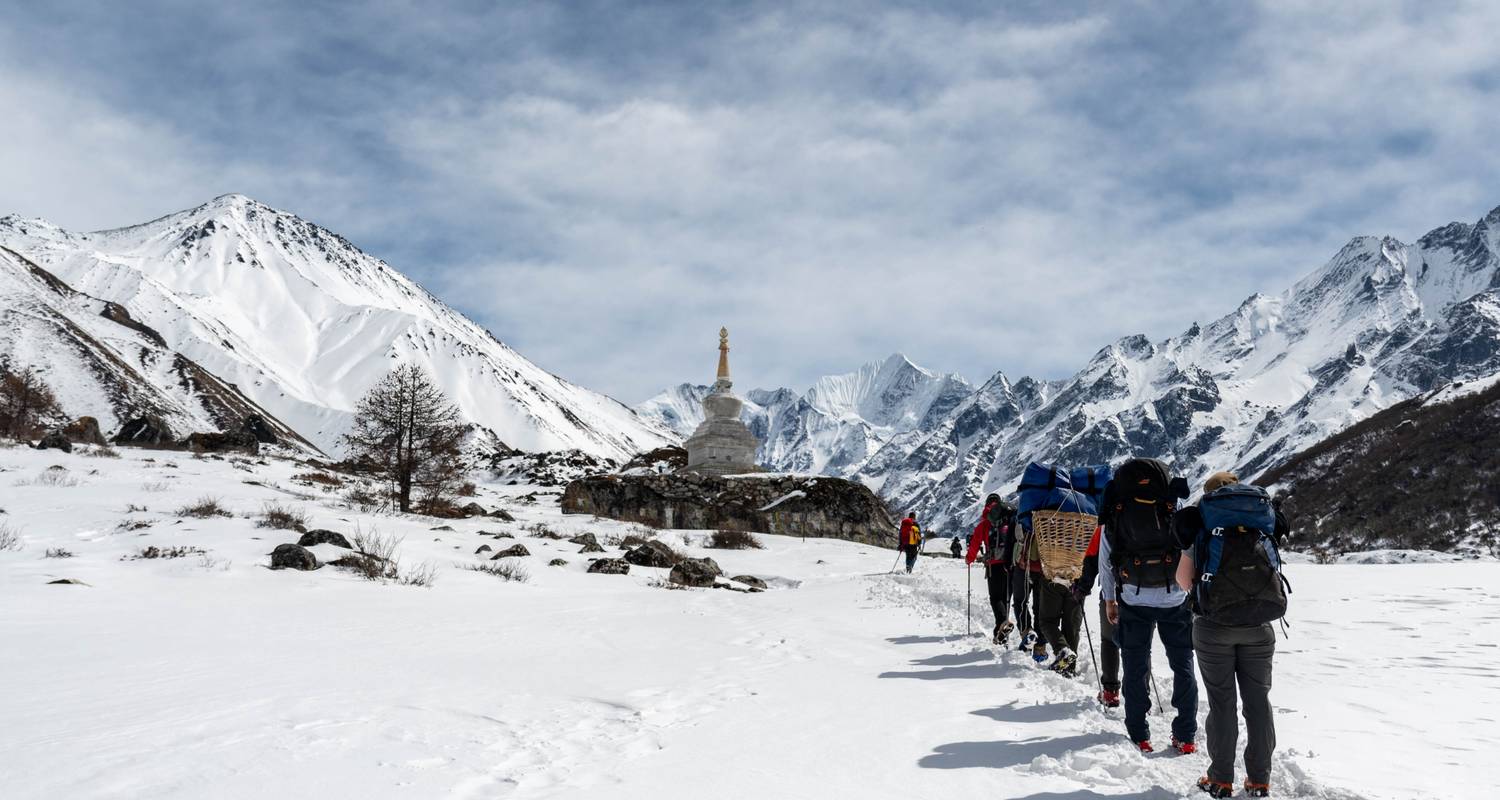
[0,446,1494,798]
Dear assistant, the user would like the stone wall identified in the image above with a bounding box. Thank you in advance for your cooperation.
[561,473,898,547]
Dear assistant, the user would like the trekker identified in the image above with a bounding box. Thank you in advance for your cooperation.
[950,535,963,559]
[965,493,1018,644]
[1080,523,1121,706]
[1013,523,1048,663]
[899,512,921,573]
[1100,458,1197,754]
[1176,471,1290,799]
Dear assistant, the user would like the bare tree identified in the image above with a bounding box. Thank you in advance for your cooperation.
[340,364,469,513]
[0,367,62,440]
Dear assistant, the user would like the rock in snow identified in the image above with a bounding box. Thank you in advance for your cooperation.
[297,530,353,549]
[668,557,723,587]
[586,558,630,575]
[269,544,318,571]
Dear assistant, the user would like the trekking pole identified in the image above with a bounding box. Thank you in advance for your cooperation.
[889,546,903,574]
[1149,668,1165,716]
[1081,607,1102,693]
[966,564,973,636]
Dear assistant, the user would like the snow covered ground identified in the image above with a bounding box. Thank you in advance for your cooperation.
[1,443,1493,799]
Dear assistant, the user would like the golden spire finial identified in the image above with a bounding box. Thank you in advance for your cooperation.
[716,327,731,382]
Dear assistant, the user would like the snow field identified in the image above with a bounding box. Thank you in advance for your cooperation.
[0,443,1493,798]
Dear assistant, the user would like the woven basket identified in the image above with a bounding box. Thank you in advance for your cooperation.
[1033,509,1098,583]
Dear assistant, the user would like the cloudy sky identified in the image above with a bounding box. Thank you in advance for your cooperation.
[3,1,1499,402]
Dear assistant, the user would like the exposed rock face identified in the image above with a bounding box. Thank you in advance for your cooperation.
[59,416,107,445]
[587,558,630,575]
[35,430,72,452]
[297,529,353,549]
[619,445,688,474]
[624,540,681,568]
[562,473,897,547]
[185,430,260,454]
[113,415,175,447]
[241,414,279,444]
[668,557,723,587]
[270,543,318,570]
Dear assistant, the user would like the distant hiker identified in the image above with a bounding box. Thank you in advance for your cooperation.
[1079,524,1121,706]
[899,512,921,573]
[1175,471,1290,799]
[950,535,963,559]
[966,493,1018,644]
[1101,458,1197,754]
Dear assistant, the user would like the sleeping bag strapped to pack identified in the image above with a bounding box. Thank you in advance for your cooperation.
[1106,458,1180,589]
[1015,462,1097,564]
[1069,464,1112,500]
[1194,483,1289,626]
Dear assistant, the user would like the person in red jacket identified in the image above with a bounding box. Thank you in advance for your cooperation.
[966,493,1018,644]
[899,512,921,573]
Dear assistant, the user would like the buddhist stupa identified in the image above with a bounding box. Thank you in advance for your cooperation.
[681,327,760,475]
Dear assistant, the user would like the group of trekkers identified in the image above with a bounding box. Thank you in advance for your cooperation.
[942,457,1291,799]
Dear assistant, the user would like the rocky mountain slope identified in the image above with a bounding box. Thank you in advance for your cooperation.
[0,244,311,448]
[646,205,1500,537]
[1257,376,1500,557]
[0,196,672,459]
[638,354,970,475]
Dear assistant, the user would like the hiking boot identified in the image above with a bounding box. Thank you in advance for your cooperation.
[1244,781,1271,797]
[1171,737,1197,755]
[1031,643,1049,664]
[1019,630,1038,653]
[1097,689,1121,708]
[1050,648,1077,675]
[1196,777,1233,798]
[993,619,1015,645]
[1135,740,1154,754]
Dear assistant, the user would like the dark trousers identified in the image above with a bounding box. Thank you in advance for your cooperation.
[1099,599,1120,692]
[903,545,918,572]
[1114,601,1197,743]
[1195,619,1276,785]
[983,564,1011,627]
[1011,567,1041,634]
[1038,580,1082,654]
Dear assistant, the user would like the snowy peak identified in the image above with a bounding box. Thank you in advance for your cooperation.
[0,197,673,460]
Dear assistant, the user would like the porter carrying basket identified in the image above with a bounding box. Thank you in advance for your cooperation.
[1032,509,1098,584]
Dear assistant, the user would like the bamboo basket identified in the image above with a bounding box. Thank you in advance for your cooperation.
[1032,509,1098,584]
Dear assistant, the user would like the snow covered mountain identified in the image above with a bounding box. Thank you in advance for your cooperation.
[638,354,971,475]
[0,244,311,448]
[869,204,1500,533]
[0,195,673,459]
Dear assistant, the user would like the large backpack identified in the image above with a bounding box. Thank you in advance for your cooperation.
[1194,483,1289,625]
[1106,458,1180,589]
[985,501,1016,562]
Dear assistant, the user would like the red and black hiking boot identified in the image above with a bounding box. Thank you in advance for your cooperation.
[1097,689,1121,708]
[1244,781,1271,797]
[1171,737,1197,754]
[1135,740,1154,754]
[1196,777,1234,798]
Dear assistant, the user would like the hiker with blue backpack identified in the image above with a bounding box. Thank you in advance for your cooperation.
[1100,458,1198,755]
[1175,471,1291,799]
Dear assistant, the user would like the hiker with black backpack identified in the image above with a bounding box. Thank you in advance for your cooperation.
[1175,471,1290,799]
[965,493,1018,644]
[1100,458,1197,755]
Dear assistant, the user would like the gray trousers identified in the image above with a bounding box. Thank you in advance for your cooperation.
[1194,619,1276,785]
[1099,599,1120,691]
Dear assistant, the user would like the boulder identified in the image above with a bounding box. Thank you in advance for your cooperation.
[297,529,353,549]
[240,414,279,444]
[549,558,569,567]
[731,575,768,591]
[60,417,107,445]
[624,540,680,569]
[490,544,531,560]
[184,430,260,454]
[669,557,724,587]
[491,509,517,522]
[270,543,318,571]
[568,532,599,548]
[560,473,897,547]
[113,415,175,447]
[34,430,72,453]
[460,502,488,517]
[476,545,493,555]
[578,542,606,554]
[430,525,455,531]
[587,558,630,575]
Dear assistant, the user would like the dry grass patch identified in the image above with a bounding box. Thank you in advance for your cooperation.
[466,560,530,583]
[0,523,22,551]
[124,545,207,560]
[708,530,764,550]
[256,503,309,531]
[177,496,231,519]
[44,547,74,558]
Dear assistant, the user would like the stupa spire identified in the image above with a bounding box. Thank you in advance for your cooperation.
[716,327,732,384]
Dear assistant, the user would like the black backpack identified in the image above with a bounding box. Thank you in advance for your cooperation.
[1193,484,1290,625]
[985,501,1016,562]
[1106,458,1181,589]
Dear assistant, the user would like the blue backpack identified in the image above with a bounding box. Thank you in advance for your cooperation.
[1194,484,1290,626]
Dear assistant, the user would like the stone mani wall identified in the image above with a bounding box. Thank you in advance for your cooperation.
[561,473,898,548]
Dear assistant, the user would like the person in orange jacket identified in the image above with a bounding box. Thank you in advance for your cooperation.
[899,512,922,573]
[966,493,1018,644]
